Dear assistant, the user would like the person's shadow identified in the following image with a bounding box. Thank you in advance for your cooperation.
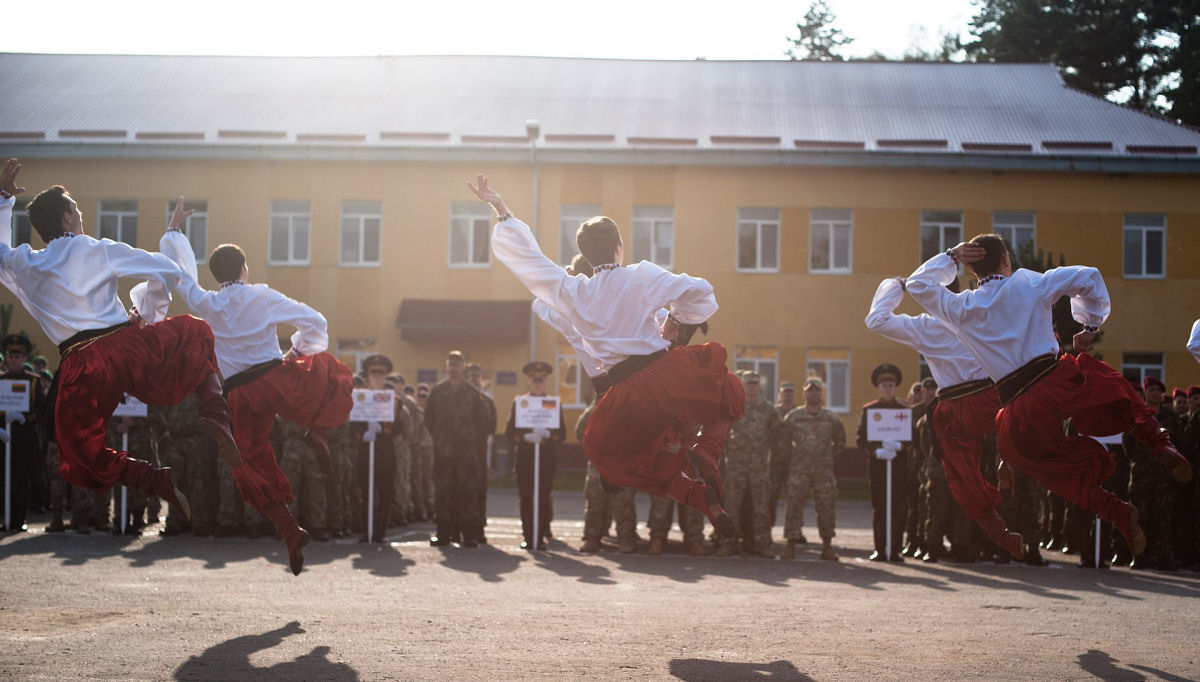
[669,658,812,681]
[174,620,359,680]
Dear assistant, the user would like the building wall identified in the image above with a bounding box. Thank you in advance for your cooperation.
[4,157,1199,443]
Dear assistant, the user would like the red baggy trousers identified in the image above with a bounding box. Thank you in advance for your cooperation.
[227,353,353,511]
[55,315,219,490]
[932,387,1004,521]
[583,342,745,516]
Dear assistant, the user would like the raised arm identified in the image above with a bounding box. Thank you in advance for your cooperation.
[640,263,718,325]
[132,198,200,323]
[905,251,963,327]
[0,157,26,254]
[263,289,329,356]
[1035,265,1110,328]
[1188,319,1200,364]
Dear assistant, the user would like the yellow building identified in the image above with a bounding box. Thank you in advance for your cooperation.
[3,55,1199,458]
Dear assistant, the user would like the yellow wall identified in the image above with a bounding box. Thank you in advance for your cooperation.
[4,158,1200,440]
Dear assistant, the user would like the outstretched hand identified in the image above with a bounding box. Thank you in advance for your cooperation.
[1072,329,1096,354]
[0,158,26,197]
[467,173,509,215]
[168,196,195,230]
[950,241,986,264]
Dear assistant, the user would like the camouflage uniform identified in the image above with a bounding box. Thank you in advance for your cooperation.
[277,417,328,537]
[423,379,491,543]
[389,399,414,526]
[405,399,430,522]
[768,401,795,526]
[719,396,780,553]
[105,413,157,533]
[783,405,844,543]
[578,405,638,548]
[1127,405,1179,568]
[413,424,435,523]
[905,401,931,554]
[326,422,359,536]
[157,395,218,535]
[648,497,705,546]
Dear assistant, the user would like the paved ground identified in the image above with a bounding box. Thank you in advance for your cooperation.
[1,490,1198,681]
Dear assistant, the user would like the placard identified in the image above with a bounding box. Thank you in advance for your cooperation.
[515,395,561,429]
[112,394,148,418]
[0,379,30,413]
[866,408,913,442]
[1090,433,1124,445]
[350,389,396,423]
[495,371,518,386]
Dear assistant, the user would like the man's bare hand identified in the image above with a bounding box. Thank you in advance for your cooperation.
[1,158,26,197]
[1072,329,1095,354]
[169,196,194,230]
[467,173,509,215]
[895,276,907,291]
[951,242,986,264]
[660,314,680,343]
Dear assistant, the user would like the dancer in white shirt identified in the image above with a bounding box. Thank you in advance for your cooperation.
[1189,319,1200,364]
[0,158,238,522]
[907,234,1190,556]
[470,175,742,536]
[150,207,353,575]
[865,276,1023,558]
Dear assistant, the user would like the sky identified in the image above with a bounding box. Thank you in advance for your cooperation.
[5,0,980,61]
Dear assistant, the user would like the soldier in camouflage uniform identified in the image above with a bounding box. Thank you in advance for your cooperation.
[1127,377,1179,569]
[904,380,936,557]
[157,394,219,536]
[781,378,843,561]
[105,412,158,535]
[577,402,640,553]
[769,381,797,529]
[276,416,329,540]
[325,421,357,537]
[466,363,497,543]
[413,383,435,523]
[716,372,780,557]
[647,497,706,556]
[385,374,414,528]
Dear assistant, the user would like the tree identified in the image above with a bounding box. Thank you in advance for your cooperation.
[786,0,854,61]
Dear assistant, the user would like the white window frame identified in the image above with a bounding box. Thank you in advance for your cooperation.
[920,210,963,262]
[1122,352,1164,386]
[992,211,1036,262]
[734,352,778,404]
[1123,213,1166,279]
[164,199,208,264]
[806,352,851,414]
[736,207,781,273]
[11,199,32,246]
[809,208,853,274]
[268,200,312,266]
[97,199,138,245]
[631,206,675,268]
[339,200,382,267]
[449,202,492,269]
[558,204,601,266]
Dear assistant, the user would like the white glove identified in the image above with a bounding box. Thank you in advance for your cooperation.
[523,432,544,444]
[882,440,902,451]
[874,447,898,461]
[0,428,8,444]
[367,421,382,434]
[8,413,25,425]
[533,428,551,440]
[362,430,377,443]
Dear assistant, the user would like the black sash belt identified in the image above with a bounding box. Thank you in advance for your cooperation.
[223,359,283,397]
[590,350,667,398]
[995,353,1059,406]
[937,378,995,402]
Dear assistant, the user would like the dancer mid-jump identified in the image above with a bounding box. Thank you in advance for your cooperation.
[470,175,742,536]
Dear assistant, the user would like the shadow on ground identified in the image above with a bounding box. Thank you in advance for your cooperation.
[1077,649,1197,681]
[669,658,812,681]
[174,620,359,680]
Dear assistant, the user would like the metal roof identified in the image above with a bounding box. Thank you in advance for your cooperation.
[2,54,1198,169]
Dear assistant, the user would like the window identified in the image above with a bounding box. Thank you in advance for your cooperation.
[559,204,601,266]
[807,349,851,414]
[98,200,138,245]
[1121,352,1163,386]
[269,200,311,265]
[632,206,674,268]
[449,202,491,267]
[11,199,32,246]
[1123,213,1166,278]
[992,211,1036,264]
[557,342,595,408]
[734,347,778,404]
[737,207,780,272]
[164,199,208,263]
[920,210,962,262]
[810,208,853,274]
[340,201,382,266]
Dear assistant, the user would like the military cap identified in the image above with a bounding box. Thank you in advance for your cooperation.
[1,334,32,353]
[871,363,903,387]
[803,377,824,390]
[465,362,483,375]
[523,361,553,377]
[1173,387,1187,400]
[447,350,467,363]
[1143,376,1166,391]
[387,373,406,385]
[1189,385,1200,397]
[742,371,762,384]
[362,354,393,373]
[779,381,797,392]
[417,382,431,393]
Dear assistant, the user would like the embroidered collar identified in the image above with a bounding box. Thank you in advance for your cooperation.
[220,280,245,289]
[50,232,77,243]
[978,274,1006,286]
[593,263,621,274]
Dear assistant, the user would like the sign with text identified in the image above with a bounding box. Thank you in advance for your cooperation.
[0,379,30,414]
[515,395,561,429]
[866,408,913,442]
[111,394,149,418]
[350,389,396,423]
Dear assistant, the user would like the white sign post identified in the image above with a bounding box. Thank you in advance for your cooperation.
[515,395,561,551]
[1,379,31,532]
[112,395,149,536]
[351,389,396,543]
[868,408,913,560]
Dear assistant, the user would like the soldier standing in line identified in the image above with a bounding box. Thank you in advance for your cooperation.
[1127,376,1179,569]
[157,395,219,537]
[856,364,910,562]
[1167,385,1196,570]
[504,361,565,550]
[424,350,492,547]
[904,379,935,558]
[716,372,780,558]
[277,417,330,541]
[384,374,413,528]
[781,378,843,561]
[325,421,356,538]
[577,402,640,553]
[769,381,797,529]
[413,383,435,524]
[391,374,424,526]
[45,441,70,532]
[466,362,497,544]
[0,333,48,532]
[354,355,400,543]
[1186,387,1200,569]
[105,412,156,535]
